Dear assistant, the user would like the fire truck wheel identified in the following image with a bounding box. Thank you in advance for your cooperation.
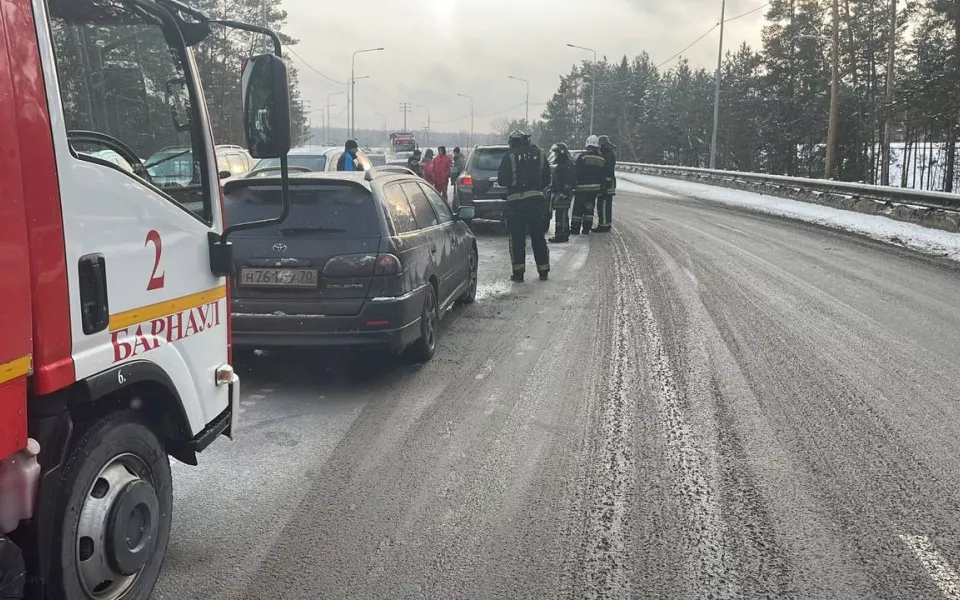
[51,411,172,600]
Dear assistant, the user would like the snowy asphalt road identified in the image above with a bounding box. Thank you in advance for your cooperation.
[154,183,960,599]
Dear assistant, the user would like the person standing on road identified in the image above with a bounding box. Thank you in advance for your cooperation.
[432,146,454,201]
[407,149,424,177]
[498,129,551,282]
[572,136,605,235]
[548,143,576,243]
[336,139,362,171]
[421,148,436,188]
[450,147,466,185]
[594,135,618,233]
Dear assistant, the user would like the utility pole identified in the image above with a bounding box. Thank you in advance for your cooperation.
[567,44,597,135]
[881,0,896,185]
[508,75,530,125]
[709,0,726,169]
[417,105,431,145]
[350,47,384,139]
[825,0,840,179]
[457,94,474,147]
[327,91,344,143]
[399,102,412,131]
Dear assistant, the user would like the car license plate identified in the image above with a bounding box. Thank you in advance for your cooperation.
[239,268,318,288]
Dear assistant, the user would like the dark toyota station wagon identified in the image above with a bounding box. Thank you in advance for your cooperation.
[224,168,479,361]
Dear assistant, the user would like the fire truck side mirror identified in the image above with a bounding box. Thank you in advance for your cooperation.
[241,54,291,159]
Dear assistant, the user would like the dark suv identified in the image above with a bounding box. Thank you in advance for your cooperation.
[452,145,510,220]
[224,168,479,361]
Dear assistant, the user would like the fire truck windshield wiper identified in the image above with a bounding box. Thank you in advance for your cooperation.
[143,149,191,170]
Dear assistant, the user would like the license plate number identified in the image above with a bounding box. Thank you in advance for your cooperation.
[239,268,318,288]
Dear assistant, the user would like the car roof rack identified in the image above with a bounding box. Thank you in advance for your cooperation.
[364,165,415,181]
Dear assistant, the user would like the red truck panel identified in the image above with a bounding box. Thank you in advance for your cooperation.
[0,0,34,457]
[1,0,75,397]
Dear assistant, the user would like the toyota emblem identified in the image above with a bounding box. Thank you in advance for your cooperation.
[272,242,288,253]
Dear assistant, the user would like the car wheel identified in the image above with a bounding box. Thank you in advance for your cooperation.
[50,411,172,600]
[456,249,478,305]
[408,284,438,362]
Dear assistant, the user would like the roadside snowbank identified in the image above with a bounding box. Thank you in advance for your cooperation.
[618,173,960,262]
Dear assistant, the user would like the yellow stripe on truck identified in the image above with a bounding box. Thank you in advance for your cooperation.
[0,354,31,385]
[110,286,226,331]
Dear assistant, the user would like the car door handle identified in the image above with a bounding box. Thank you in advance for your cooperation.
[78,253,109,334]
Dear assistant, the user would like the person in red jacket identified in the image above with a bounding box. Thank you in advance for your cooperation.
[421,148,436,188]
[431,146,454,202]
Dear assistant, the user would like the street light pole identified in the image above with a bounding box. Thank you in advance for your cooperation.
[709,0,726,169]
[417,105,431,145]
[350,47,384,139]
[508,75,530,124]
[327,91,344,143]
[825,0,840,179]
[567,43,597,135]
[457,93,474,147]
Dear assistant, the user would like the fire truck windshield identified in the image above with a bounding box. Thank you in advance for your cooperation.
[48,0,211,221]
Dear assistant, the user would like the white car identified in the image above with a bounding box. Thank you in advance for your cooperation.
[247,146,373,177]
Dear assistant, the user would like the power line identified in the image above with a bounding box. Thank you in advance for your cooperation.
[286,47,347,85]
[654,0,769,70]
[656,23,719,68]
[725,2,770,23]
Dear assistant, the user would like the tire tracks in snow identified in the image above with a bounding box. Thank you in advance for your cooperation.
[608,227,739,599]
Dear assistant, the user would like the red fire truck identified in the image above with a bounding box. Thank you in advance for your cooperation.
[0,0,292,597]
[389,132,418,154]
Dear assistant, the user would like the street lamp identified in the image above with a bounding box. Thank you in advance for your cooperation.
[567,43,597,135]
[350,47,384,139]
[507,75,530,125]
[349,76,370,139]
[416,104,431,146]
[326,91,344,143]
[457,93,474,147]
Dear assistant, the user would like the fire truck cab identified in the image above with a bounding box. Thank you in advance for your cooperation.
[0,0,292,597]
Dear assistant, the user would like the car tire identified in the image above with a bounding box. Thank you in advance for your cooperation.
[456,249,478,305]
[408,284,439,362]
[50,411,172,600]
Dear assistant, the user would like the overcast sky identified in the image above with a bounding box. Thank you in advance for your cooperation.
[283,0,767,135]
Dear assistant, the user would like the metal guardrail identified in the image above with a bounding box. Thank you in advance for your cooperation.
[616,162,960,213]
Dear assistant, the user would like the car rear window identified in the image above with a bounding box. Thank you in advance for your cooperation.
[470,148,508,171]
[255,155,328,172]
[223,184,379,237]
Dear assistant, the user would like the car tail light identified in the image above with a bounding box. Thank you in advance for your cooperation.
[374,254,401,276]
[458,173,473,187]
[322,254,377,276]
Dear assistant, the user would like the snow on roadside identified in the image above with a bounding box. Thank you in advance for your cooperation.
[618,172,960,263]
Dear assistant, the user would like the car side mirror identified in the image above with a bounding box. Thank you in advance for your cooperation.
[241,54,291,159]
[455,206,476,221]
[219,169,232,179]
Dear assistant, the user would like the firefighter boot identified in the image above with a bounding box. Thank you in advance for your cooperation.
[510,271,524,282]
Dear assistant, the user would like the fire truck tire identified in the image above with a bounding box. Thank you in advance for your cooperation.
[49,411,172,600]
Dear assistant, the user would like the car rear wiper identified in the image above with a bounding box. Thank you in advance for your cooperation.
[279,226,348,236]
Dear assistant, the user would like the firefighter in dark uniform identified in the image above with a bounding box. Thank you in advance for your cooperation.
[594,135,617,232]
[497,129,551,282]
[548,143,576,243]
[572,135,605,235]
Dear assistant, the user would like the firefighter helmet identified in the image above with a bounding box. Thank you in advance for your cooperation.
[585,135,600,148]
